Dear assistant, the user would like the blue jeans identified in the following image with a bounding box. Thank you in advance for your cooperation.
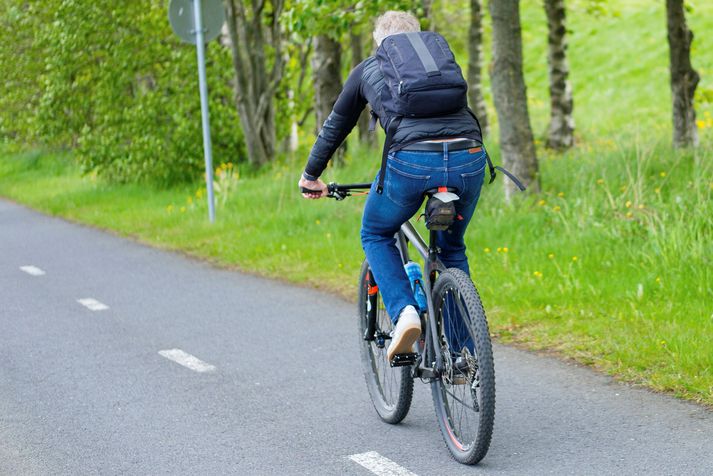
[360,144,487,324]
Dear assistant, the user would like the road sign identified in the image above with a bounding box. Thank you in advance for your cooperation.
[168,0,225,44]
[168,0,226,223]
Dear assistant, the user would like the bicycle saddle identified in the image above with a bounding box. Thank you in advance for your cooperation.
[425,186,459,203]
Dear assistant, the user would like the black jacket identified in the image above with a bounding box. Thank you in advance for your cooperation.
[303,55,482,180]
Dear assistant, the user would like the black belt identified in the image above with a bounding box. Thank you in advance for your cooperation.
[400,139,481,152]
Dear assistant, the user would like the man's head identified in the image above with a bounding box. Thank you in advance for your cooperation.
[373,11,420,47]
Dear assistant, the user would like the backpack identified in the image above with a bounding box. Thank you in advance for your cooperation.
[376,31,468,119]
[373,31,471,194]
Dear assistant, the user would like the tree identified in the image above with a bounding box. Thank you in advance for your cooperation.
[544,0,574,149]
[9,0,242,184]
[350,31,374,145]
[285,0,420,151]
[421,0,436,30]
[467,0,489,137]
[665,0,699,148]
[311,34,345,159]
[489,0,540,199]
[224,0,285,166]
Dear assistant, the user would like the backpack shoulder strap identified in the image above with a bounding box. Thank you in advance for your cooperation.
[376,116,402,194]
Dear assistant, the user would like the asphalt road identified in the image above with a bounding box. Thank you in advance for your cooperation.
[1,198,712,475]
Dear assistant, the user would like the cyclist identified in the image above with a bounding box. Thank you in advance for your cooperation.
[298,11,485,361]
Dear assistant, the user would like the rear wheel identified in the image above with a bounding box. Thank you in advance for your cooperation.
[357,260,414,424]
[430,268,495,464]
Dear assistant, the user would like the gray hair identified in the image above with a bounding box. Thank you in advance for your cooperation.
[373,11,421,47]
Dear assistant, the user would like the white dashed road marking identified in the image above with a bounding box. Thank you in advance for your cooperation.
[20,265,46,276]
[349,451,418,476]
[77,298,109,311]
[158,349,216,373]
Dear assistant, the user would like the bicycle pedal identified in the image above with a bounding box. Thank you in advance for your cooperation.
[390,353,419,367]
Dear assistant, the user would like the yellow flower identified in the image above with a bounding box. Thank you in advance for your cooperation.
[596,179,605,185]
[315,219,321,225]
[548,253,555,259]
[533,271,543,278]
[638,204,645,209]
[572,256,578,262]
[625,200,632,208]
[166,205,174,213]
[537,199,546,206]
[697,119,706,129]
[497,247,503,253]
[503,247,509,253]
[660,340,667,346]
[180,206,186,213]
[655,187,661,194]
[484,247,491,253]
[660,171,667,177]
[552,205,561,212]
[655,277,661,284]
[557,192,565,198]
[626,211,634,218]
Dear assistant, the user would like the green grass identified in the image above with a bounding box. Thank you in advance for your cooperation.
[2,0,712,405]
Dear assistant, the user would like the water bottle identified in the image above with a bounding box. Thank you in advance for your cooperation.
[404,261,428,312]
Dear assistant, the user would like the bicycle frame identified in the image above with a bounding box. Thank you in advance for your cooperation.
[323,181,448,378]
[397,221,446,379]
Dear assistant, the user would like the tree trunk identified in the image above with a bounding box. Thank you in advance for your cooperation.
[489,0,540,199]
[350,31,374,146]
[544,0,574,150]
[223,0,284,166]
[666,0,699,148]
[422,0,436,30]
[312,34,346,161]
[467,0,489,138]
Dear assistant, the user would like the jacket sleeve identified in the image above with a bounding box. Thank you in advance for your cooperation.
[303,62,367,180]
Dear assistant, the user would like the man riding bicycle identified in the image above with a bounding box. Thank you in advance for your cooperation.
[298,11,486,362]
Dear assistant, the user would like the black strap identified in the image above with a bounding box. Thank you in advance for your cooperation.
[495,166,527,191]
[405,32,440,77]
[465,109,526,192]
[368,110,378,132]
[376,116,402,194]
[485,152,497,184]
[482,145,527,191]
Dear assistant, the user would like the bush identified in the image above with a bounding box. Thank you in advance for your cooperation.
[1,0,244,185]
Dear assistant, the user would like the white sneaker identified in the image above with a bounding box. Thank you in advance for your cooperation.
[387,306,421,362]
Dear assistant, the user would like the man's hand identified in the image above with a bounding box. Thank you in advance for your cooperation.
[298,176,328,199]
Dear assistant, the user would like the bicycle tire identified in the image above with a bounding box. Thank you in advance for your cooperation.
[430,268,495,465]
[357,260,414,424]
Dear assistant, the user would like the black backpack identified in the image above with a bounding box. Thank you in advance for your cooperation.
[376,31,468,119]
[373,31,471,193]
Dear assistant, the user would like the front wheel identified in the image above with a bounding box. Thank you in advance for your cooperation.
[357,260,414,424]
[430,268,495,465]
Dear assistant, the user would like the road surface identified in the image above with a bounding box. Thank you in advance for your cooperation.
[1,199,712,475]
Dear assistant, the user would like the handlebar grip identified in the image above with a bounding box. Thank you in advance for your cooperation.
[300,187,323,194]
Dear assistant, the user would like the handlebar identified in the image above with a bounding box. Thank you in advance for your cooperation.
[300,182,371,200]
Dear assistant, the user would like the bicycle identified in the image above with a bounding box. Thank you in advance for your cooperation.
[305,181,495,465]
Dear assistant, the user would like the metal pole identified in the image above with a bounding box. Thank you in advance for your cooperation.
[193,0,216,222]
